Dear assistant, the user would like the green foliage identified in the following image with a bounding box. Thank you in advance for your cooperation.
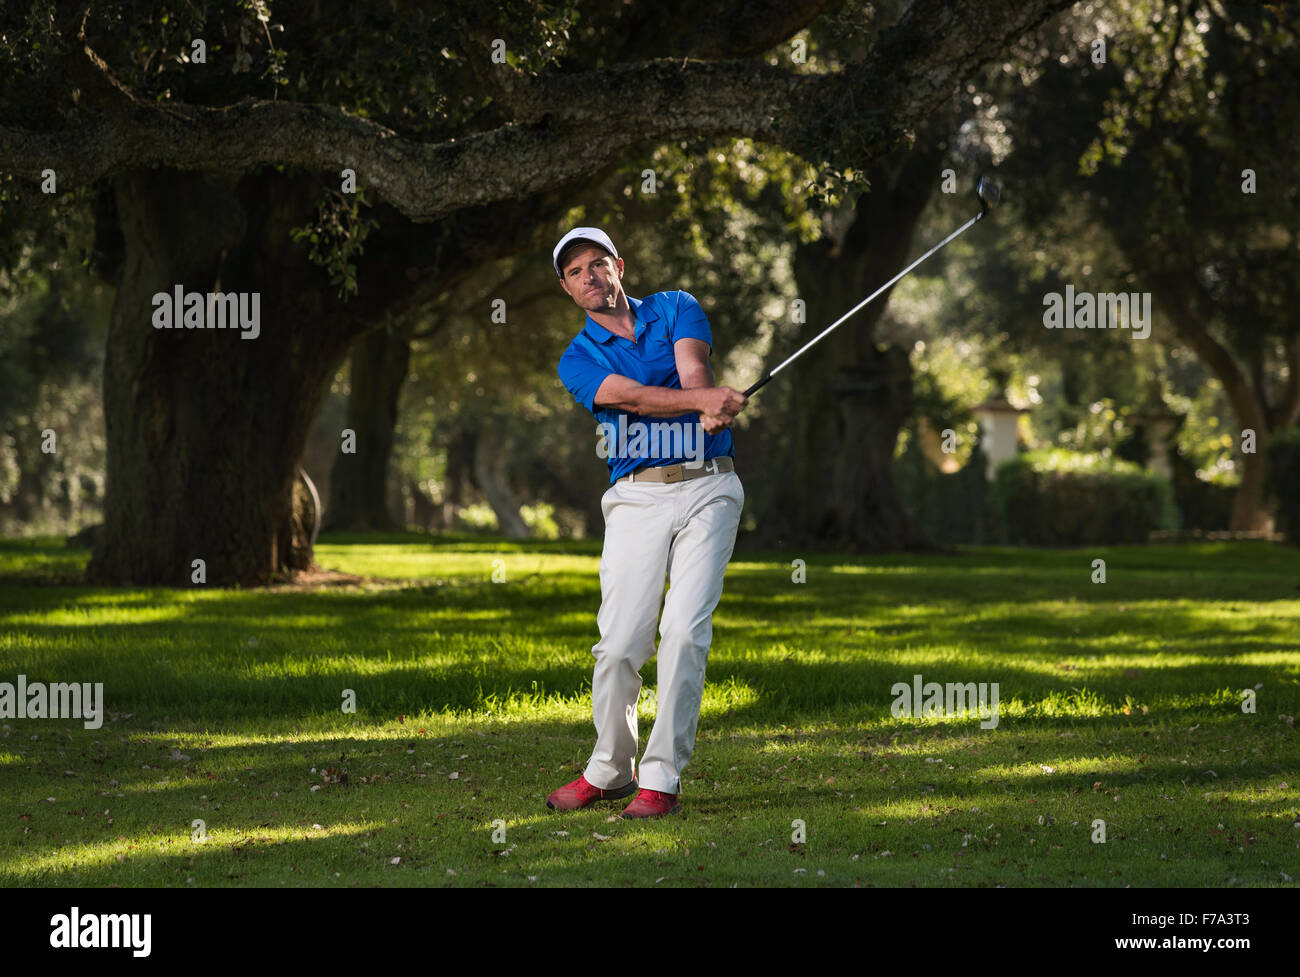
[519,502,559,540]
[895,429,991,545]
[634,138,822,255]
[994,449,1178,546]
[973,1,1298,524]
[0,203,110,536]
[1267,426,1300,545]
[783,0,898,211]
[7,0,1292,547]
[1078,0,1216,176]
[1170,456,1234,532]
[0,375,106,536]
[0,0,588,325]
[1057,398,1132,454]
[905,333,990,468]
[289,189,379,299]
[1166,374,1239,484]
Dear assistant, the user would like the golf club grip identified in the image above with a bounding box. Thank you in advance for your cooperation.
[742,372,772,398]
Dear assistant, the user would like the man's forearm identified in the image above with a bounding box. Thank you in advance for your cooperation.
[628,385,707,418]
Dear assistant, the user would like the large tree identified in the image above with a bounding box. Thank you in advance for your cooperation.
[986,0,1300,530]
[752,111,962,550]
[0,0,1075,584]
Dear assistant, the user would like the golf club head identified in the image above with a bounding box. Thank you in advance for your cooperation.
[976,175,1002,216]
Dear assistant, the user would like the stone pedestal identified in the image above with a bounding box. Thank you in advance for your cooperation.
[972,399,1031,481]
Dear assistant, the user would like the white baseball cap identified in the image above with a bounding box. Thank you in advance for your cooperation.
[553,226,619,278]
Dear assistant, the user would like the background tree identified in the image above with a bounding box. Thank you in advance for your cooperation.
[989,0,1300,529]
[1,0,1087,580]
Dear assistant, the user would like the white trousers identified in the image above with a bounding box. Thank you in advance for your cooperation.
[584,468,744,795]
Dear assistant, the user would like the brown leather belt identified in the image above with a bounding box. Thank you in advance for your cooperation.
[620,456,735,484]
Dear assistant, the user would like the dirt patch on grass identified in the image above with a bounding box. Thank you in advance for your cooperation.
[262,565,404,591]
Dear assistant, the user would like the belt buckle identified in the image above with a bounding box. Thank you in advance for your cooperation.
[662,464,683,483]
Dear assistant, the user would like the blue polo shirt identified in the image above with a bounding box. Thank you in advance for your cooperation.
[558,290,735,484]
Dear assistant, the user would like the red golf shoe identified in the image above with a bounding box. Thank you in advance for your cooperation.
[545,774,638,811]
[621,788,680,819]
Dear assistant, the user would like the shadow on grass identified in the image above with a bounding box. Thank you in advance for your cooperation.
[5,636,1296,721]
[4,710,1294,888]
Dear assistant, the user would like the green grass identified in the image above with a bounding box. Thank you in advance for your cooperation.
[1,534,1298,887]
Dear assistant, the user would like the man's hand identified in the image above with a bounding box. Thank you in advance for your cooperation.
[700,412,732,435]
[697,386,747,420]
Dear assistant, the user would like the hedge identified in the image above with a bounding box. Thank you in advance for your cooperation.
[895,433,992,545]
[994,449,1178,546]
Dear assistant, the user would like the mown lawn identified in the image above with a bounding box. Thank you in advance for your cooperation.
[1,534,1297,888]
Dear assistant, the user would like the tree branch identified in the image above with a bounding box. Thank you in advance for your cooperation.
[58,4,142,110]
[1,0,1074,223]
[1158,274,1269,434]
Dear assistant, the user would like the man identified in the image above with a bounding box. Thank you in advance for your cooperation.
[547,226,748,819]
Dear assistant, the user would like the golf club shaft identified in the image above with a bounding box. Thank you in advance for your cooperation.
[742,208,985,398]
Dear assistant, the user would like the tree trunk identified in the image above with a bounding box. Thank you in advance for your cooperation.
[407,476,441,531]
[85,169,353,586]
[754,150,941,550]
[472,414,530,539]
[278,471,319,571]
[442,424,477,529]
[1230,446,1273,533]
[80,161,608,584]
[1159,284,1275,532]
[324,326,412,531]
[827,344,920,546]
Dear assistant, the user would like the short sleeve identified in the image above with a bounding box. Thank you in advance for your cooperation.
[669,290,712,349]
[558,344,615,414]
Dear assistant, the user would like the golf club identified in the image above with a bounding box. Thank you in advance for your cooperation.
[741,175,1002,398]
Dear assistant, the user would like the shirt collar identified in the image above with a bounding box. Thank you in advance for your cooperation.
[582,294,659,344]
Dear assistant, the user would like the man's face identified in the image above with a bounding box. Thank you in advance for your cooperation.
[559,244,624,313]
